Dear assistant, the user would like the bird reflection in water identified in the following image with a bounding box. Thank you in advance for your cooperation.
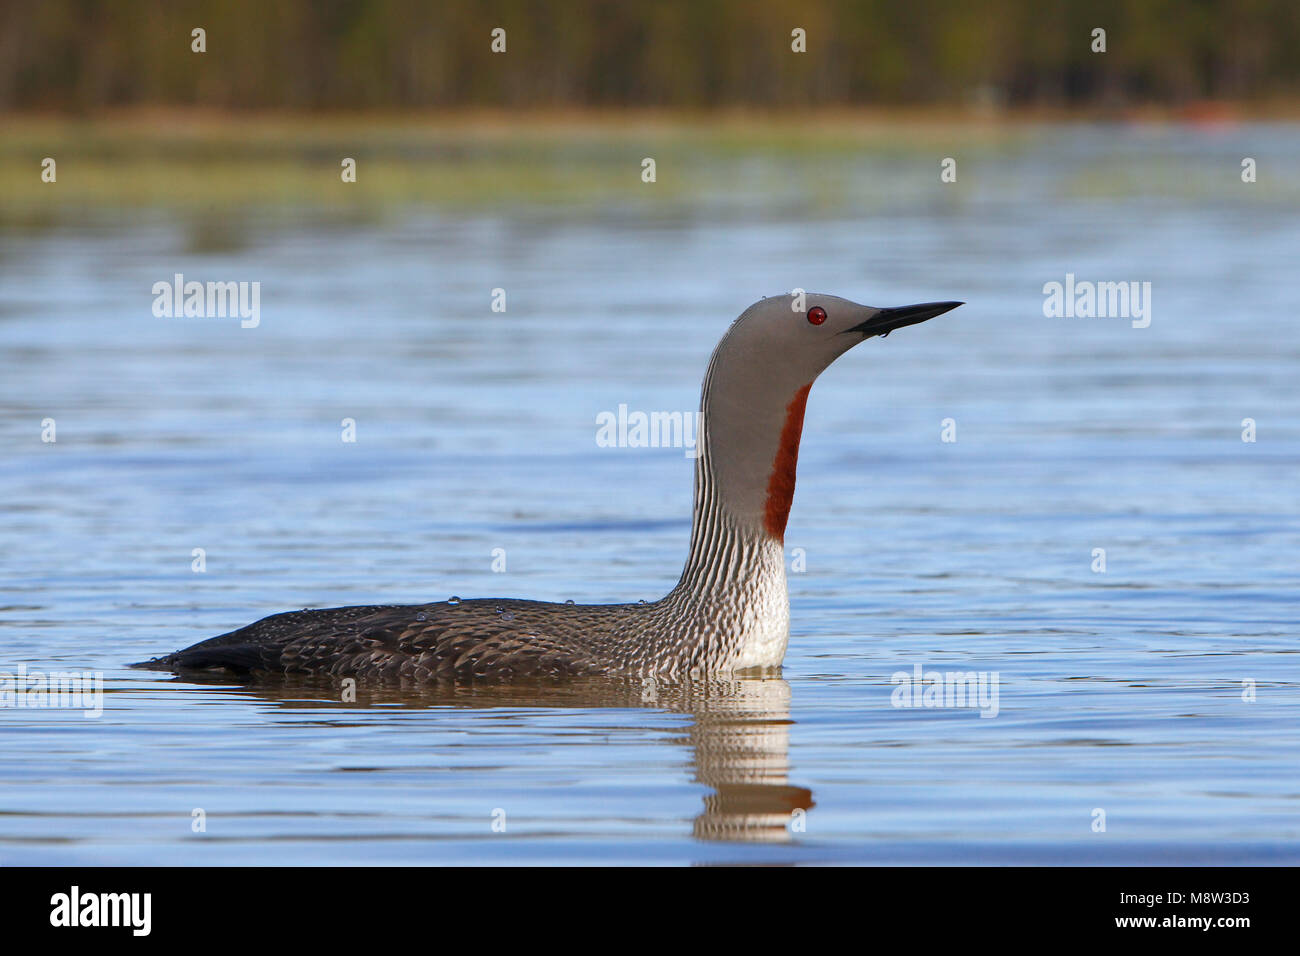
[672,679,814,842]
[163,673,813,844]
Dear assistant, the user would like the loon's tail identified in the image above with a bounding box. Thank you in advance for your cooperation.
[129,638,272,674]
[128,654,181,671]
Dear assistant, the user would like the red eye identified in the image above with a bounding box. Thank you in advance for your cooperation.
[807,306,827,325]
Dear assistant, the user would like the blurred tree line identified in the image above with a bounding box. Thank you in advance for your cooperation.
[2,0,1297,111]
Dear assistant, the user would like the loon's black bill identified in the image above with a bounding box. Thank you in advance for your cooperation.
[848,301,964,339]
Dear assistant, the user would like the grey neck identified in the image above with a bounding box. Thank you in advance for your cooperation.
[673,410,783,598]
[647,380,791,676]
[605,329,799,678]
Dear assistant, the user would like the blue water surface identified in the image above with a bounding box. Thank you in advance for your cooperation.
[1,123,1297,864]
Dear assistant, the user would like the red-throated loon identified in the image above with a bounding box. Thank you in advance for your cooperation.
[134,294,962,682]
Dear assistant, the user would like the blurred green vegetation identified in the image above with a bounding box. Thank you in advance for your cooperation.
[2,0,1298,111]
[6,112,1292,227]
[5,2,1296,222]
[0,113,1028,218]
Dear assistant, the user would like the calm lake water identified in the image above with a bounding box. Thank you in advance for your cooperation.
[1,123,1298,864]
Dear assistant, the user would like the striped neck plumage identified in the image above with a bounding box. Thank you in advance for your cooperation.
[672,374,805,603]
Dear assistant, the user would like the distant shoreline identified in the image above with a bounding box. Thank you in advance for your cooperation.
[3,105,1295,215]
[5,101,1300,128]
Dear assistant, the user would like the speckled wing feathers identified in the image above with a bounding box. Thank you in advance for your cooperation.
[141,600,625,681]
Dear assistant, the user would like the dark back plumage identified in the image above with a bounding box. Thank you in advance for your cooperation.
[136,599,646,681]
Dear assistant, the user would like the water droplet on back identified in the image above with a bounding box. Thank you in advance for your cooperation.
[447,596,461,605]
[416,612,428,622]
[564,599,576,605]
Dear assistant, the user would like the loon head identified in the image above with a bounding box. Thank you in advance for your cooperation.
[698,293,963,543]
